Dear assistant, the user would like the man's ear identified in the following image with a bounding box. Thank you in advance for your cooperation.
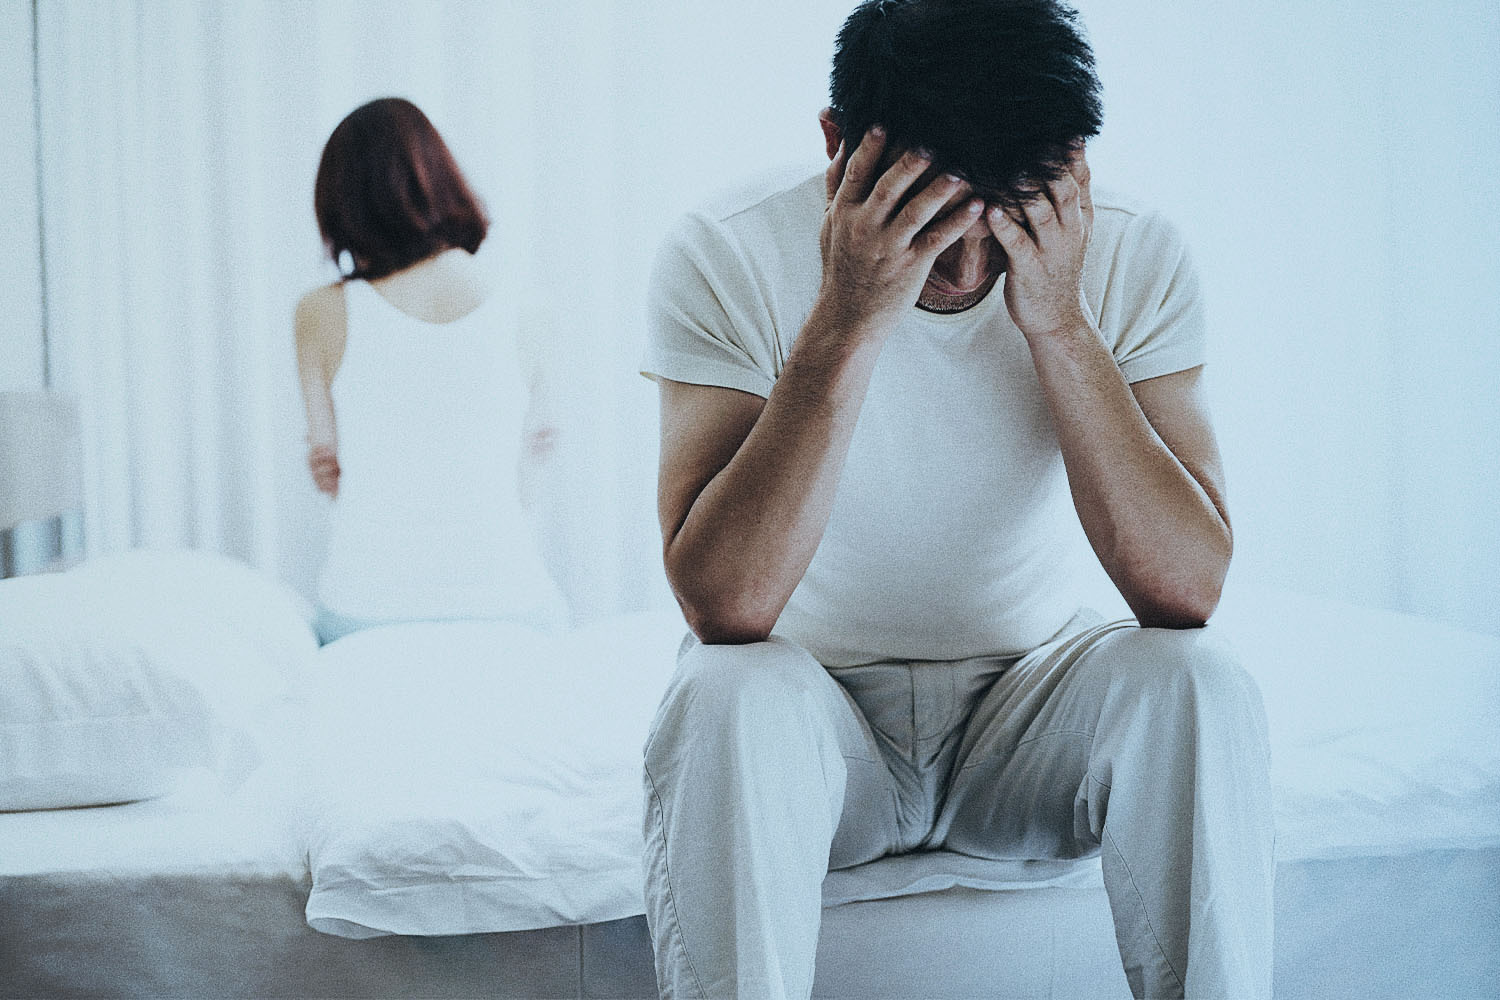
[817,107,843,161]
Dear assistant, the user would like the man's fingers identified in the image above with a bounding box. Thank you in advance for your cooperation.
[1002,204,1036,243]
[987,204,1039,264]
[890,167,966,240]
[1043,173,1090,254]
[834,126,886,206]
[867,148,936,218]
[1050,175,1083,228]
[1066,144,1091,189]
[914,197,985,257]
[824,139,848,203]
[1067,146,1094,239]
[1041,178,1064,218]
[1021,193,1057,242]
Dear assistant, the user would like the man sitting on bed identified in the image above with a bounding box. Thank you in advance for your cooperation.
[639,1,1274,997]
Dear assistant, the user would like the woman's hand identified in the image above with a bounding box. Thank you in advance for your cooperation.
[308,444,340,497]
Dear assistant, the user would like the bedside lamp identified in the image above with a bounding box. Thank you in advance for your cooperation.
[0,391,83,577]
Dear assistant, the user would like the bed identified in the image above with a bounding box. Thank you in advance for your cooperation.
[3,550,1498,999]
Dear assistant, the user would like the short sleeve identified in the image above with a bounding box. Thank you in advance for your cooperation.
[641,212,779,399]
[1106,210,1208,383]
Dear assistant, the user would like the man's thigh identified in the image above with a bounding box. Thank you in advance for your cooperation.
[646,633,905,870]
[928,614,1140,858]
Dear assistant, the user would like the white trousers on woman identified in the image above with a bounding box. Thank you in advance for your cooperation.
[641,614,1275,1000]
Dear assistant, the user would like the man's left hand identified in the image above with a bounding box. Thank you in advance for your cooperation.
[987,147,1094,340]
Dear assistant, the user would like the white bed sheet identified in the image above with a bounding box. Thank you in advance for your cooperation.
[1215,585,1500,860]
[0,740,304,883]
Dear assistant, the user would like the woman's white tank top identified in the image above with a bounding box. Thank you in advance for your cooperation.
[315,278,566,629]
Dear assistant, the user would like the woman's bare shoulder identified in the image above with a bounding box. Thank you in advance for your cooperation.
[295,282,347,334]
[294,282,348,377]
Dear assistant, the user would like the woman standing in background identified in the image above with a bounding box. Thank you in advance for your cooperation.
[295,97,565,644]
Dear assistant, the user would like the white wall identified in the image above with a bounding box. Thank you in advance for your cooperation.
[1076,0,1500,632]
[0,1,45,391]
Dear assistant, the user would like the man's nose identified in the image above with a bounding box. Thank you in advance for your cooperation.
[952,227,993,284]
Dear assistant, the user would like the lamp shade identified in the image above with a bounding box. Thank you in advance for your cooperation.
[0,391,83,532]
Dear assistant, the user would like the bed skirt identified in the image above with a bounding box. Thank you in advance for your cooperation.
[4,845,1497,999]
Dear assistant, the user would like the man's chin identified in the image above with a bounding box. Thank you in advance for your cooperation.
[916,274,1001,314]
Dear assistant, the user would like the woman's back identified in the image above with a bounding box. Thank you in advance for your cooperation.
[314,253,565,630]
[362,246,489,323]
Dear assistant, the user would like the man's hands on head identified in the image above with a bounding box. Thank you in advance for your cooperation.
[987,147,1096,341]
[818,127,985,339]
[818,131,1096,342]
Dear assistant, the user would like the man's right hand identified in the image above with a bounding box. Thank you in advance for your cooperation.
[817,126,984,337]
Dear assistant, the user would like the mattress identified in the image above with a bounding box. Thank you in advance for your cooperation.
[4,779,1496,1000]
[0,744,1123,999]
[4,586,1498,999]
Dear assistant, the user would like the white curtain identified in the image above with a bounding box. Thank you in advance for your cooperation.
[31,0,845,618]
[29,0,1500,633]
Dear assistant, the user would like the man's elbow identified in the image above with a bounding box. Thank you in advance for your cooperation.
[1129,574,1225,630]
[1126,546,1230,628]
[666,553,777,644]
[675,590,777,645]
[690,616,775,646]
[1124,521,1232,629]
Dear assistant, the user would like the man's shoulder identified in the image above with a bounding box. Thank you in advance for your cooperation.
[1089,186,1188,251]
[644,166,824,394]
[1090,185,1168,241]
[692,163,825,226]
[1090,184,1152,219]
[662,165,824,259]
[652,165,826,316]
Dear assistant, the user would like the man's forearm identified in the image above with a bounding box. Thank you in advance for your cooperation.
[1027,321,1232,628]
[666,304,884,643]
[661,133,983,643]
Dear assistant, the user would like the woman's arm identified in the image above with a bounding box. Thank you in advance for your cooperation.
[294,284,347,497]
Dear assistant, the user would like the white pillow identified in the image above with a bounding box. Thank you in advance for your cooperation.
[302,612,685,937]
[70,548,318,682]
[0,548,318,812]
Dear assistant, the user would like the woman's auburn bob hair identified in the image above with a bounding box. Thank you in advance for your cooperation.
[314,97,489,282]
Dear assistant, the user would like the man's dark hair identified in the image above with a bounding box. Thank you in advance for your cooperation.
[829,0,1102,211]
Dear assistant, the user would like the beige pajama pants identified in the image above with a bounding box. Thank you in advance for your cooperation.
[641,613,1275,1000]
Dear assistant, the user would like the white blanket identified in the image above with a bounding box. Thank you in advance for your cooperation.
[299,589,1500,938]
[300,612,684,937]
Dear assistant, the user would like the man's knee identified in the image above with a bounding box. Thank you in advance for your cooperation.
[1105,626,1269,747]
[647,636,826,756]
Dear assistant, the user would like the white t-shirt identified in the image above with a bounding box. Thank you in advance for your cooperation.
[642,169,1206,666]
